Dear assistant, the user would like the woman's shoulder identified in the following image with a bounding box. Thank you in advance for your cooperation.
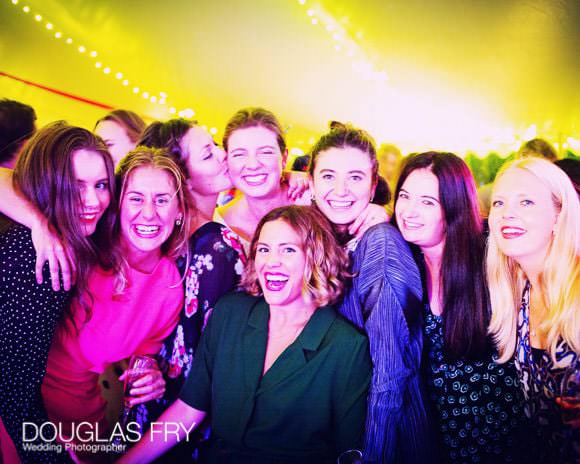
[360,222,405,245]
[0,219,35,263]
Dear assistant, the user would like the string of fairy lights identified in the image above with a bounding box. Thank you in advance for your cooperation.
[6,0,203,125]
[296,0,388,85]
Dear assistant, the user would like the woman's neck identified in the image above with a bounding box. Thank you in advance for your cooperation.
[269,299,317,328]
[243,186,289,222]
[421,242,444,315]
[122,240,162,274]
[190,189,218,230]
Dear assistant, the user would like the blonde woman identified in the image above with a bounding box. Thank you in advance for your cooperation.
[487,157,580,463]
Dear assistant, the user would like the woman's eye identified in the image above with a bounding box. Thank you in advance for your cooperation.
[283,247,296,254]
[491,200,503,207]
[351,175,363,182]
[155,197,170,206]
[521,199,534,206]
[256,246,269,253]
[96,182,109,190]
[322,174,334,181]
[128,196,143,203]
[398,192,409,199]
[422,200,435,206]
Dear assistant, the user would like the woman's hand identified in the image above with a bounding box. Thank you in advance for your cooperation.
[119,361,166,406]
[284,171,310,201]
[348,203,390,238]
[30,218,75,291]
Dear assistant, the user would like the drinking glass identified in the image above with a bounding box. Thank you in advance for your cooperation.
[337,449,363,464]
[111,354,157,446]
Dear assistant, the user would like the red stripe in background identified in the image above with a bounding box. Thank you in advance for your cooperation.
[1,71,115,110]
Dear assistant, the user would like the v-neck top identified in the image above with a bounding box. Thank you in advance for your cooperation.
[180,293,372,463]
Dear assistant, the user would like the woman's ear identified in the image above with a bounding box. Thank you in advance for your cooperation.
[282,148,289,169]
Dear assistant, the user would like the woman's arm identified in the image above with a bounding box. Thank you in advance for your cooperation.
[117,399,206,464]
[0,168,73,290]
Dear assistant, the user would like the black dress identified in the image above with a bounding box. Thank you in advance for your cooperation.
[423,303,525,463]
[0,219,71,463]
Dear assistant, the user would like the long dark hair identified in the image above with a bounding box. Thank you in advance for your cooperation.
[393,151,490,359]
[13,121,118,319]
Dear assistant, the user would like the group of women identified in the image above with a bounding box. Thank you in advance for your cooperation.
[0,106,578,464]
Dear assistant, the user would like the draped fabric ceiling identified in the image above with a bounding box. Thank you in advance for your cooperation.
[1,0,579,154]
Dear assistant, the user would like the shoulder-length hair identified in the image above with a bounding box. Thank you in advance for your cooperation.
[114,146,193,293]
[241,205,350,307]
[13,121,117,317]
[95,109,146,144]
[392,151,490,359]
[487,158,580,363]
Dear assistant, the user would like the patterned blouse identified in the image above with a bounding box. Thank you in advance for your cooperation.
[514,281,579,463]
[423,304,524,463]
[133,223,245,435]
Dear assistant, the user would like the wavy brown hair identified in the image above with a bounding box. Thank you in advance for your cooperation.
[95,109,146,144]
[242,205,350,306]
[13,121,118,320]
[222,107,286,153]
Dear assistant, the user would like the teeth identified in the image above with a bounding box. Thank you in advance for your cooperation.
[135,225,160,234]
[328,200,353,208]
[503,227,525,233]
[404,221,422,229]
[80,213,96,219]
[245,174,267,183]
[266,275,288,282]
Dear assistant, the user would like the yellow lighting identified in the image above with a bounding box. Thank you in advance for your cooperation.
[90,51,97,57]
[95,62,102,68]
[54,31,62,39]
[142,91,149,99]
[334,44,341,51]
[150,96,157,103]
[307,9,314,16]
[22,6,29,13]
[298,0,306,4]
[45,23,53,30]
[11,0,18,5]
[34,14,42,21]
[103,67,111,74]
[66,38,72,44]
[311,18,318,25]
[159,91,167,98]
[210,127,218,135]
[78,45,86,53]
[115,72,123,79]
[122,79,129,86]
[169,107,176,114]
[159,98,166,105]
[133,87,140,94]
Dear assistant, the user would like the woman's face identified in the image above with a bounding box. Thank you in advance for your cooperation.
[254,219,308,309]
[226,126,285,198]
[120,166,182,257]
[489,168,558,271]
[71,149,111,237]
[310,147,374,225]
[395,168,445,251]
[95,120,136,167]
[180,126,232,195]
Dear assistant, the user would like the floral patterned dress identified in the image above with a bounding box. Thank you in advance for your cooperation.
[514,281,579,463]
[133,222,245,459]
[423,303,525,463]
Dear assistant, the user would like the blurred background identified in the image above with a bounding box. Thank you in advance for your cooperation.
[1,0,579,183]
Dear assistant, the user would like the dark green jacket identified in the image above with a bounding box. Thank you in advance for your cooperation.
[180,293,371,463]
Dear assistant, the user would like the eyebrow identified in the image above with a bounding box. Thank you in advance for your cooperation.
[125,191,174,197]
[400,188,440,202]
[319,168,367,175]
[78,178,109,184]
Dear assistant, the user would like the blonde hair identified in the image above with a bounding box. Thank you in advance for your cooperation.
[487,158,580,363]
[242,206,350,307]
[114,146,193,293]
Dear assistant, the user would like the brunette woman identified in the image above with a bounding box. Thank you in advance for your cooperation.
[119,206,371,463]
[393,152,524,463]
[0,122,117,463]
[308,123,433,463]
[95,109,146,166]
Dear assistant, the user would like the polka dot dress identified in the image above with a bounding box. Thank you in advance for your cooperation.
[0,220,71,463]
[423,304,525,464]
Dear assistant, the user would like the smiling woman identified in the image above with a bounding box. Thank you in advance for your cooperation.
[119,205,371,464]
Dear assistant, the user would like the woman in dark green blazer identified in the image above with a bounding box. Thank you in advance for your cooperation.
[120,206,372,464]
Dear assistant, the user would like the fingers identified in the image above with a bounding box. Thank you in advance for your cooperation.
[348,213,365,237]
[55,245,72,291]
[128,373,165,405]
[47,250,62,292]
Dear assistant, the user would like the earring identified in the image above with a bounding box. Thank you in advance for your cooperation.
[176,216,183,226]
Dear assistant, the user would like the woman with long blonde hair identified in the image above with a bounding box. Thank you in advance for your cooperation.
[487,157,579,462]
